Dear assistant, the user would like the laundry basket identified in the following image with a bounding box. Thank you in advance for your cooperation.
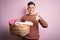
[9,22,31,37]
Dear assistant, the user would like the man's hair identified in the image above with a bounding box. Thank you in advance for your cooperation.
[27,1,35,7]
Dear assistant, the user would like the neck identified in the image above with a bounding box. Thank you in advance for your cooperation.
[29,14,34,15]
[29,12,35,15]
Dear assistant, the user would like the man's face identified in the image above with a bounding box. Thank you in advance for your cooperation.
[28,4,35,14]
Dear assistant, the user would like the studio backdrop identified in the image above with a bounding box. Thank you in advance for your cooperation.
[0,0,60,40]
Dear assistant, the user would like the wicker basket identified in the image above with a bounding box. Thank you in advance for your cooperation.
[9,23,30,37]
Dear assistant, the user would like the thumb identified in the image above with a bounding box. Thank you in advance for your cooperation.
[36,12,40,17]
[36,12,38,15]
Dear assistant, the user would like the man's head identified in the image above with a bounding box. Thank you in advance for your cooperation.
[27,2,35,14]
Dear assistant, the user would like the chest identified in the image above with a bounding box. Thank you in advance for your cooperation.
[23,15,38,24]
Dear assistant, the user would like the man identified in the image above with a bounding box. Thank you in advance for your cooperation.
[21,1,48,40]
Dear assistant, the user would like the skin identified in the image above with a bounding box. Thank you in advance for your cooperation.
[28,4,40,21]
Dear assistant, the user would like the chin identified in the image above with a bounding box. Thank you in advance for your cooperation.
[30,12,34,14]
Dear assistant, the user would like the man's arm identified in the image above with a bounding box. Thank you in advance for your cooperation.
[39,17,48,28]
[21,17,25,22]
[35,13,48,28]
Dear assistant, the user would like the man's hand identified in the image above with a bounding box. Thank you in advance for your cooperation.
[35,13,48,28]
[35,13,40,21]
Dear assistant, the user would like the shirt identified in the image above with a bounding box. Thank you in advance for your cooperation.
[21,14,48,39]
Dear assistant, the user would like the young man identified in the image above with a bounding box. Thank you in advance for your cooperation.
[21,1,48,40]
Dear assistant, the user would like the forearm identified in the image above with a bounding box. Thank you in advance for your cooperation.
[39,17,48,28]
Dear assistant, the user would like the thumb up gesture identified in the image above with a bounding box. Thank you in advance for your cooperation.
[36,12,40,21]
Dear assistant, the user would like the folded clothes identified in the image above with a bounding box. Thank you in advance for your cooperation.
[15,21,33,26]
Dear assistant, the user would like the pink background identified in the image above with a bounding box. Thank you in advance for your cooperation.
[0,0,60,40]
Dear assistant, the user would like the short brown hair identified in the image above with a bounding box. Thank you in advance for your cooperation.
[27,2,35,7]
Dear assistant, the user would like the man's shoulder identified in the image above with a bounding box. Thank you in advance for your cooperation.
[22,14,28,18]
